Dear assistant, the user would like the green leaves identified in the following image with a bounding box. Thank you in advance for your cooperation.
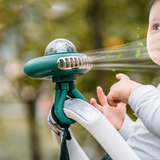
[111,69,116,72]
[135,25,143,57]
[105,53,121,60]
[125,64,130,67]
[137,27,140,39]
[135,42,143,58]
[105,54,109,58]
[117,53,121,59]
[113,49,116,51]
[95,51,98,53]
[136,48,141,58]
[137,42,143,46]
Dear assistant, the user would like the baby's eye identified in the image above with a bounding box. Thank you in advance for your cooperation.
[153,24,160,30]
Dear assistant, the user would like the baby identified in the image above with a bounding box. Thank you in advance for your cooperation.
[90,0,160,160]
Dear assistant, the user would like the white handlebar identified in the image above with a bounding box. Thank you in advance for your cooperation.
[63,98,140,160]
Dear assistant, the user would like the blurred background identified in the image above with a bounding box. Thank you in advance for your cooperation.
[0,0,159,160]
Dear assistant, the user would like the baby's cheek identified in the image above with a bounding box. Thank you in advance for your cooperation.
[147,38,160,65]
[148,49,160,65]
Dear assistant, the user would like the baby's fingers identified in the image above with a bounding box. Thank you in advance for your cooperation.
[90,98,103,113]
[116,73,130,80]
[106,92,121,107]
[97,86,107,106]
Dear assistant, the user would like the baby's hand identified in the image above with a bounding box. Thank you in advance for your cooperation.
[90,86,126,130]
[107,73,143,107]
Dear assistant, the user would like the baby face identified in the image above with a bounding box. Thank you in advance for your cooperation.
[147,1,160,65]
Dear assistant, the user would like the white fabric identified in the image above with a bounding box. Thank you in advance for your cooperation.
[119,84,160,160]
